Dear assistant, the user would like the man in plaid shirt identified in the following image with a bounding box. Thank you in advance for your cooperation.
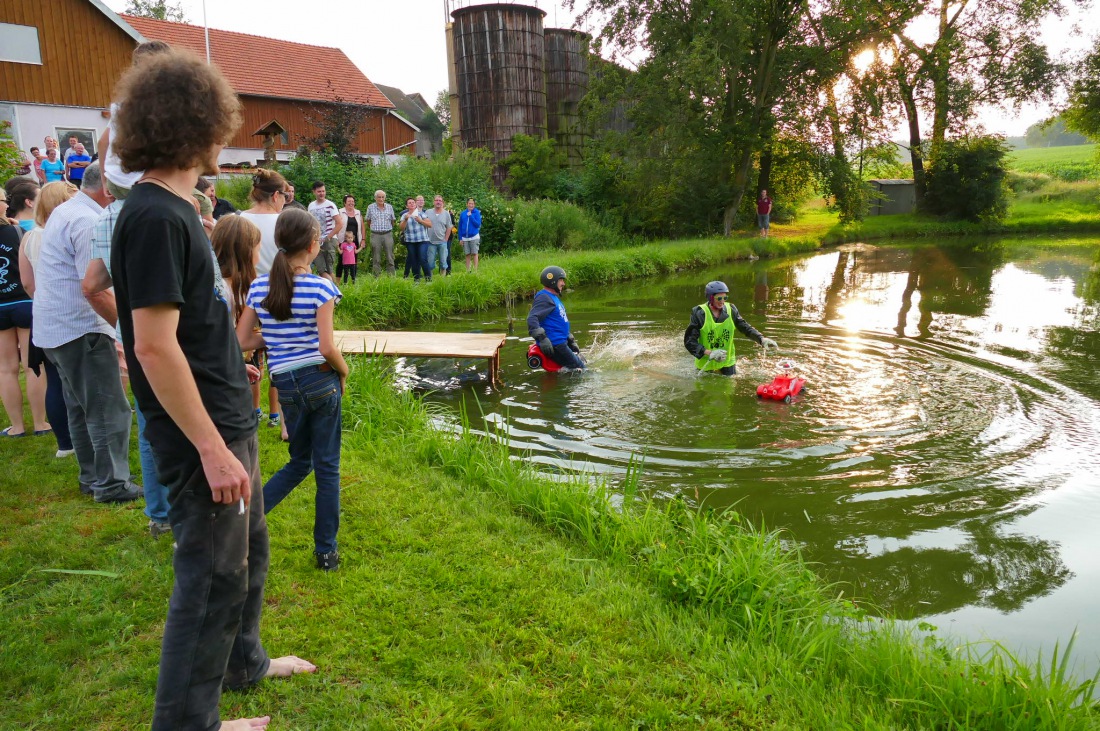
[399,196,432,282]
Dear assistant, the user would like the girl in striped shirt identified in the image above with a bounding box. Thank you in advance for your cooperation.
[237,208,349,572]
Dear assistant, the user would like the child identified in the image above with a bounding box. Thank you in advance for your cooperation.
[339,228,360,284]
[213,216,264,419]
[237,208,349,571]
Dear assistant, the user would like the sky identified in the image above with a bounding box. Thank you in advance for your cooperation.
[102,0,1093,138]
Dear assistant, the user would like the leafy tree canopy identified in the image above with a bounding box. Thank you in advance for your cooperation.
[1064,37,1100,141]
[124,0,186,22]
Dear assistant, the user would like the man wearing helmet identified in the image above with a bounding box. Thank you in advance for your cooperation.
[528,265,586,370]
[684,281,777,375]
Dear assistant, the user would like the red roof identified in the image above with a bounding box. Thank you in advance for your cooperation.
[122,15,393,108]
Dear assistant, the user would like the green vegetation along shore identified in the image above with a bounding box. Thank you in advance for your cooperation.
[3,361,1096,728]
[336,179,1100,331]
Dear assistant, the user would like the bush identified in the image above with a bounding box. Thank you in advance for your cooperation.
[215,175,254,211]
[509,199,632,252]
[502,134,562,199]
[925,136,1011,222]
[1006,171,1052,194]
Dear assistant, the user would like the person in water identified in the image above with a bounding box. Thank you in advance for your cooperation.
[684,280,777,375]
[528,265,586,370]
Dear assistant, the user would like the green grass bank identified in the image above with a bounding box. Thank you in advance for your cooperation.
[2,361,1097,728]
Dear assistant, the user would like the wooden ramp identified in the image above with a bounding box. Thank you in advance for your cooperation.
[335,330,507,386]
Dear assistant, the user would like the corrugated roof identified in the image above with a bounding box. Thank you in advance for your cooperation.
[122,15,393,108]
[375,83,429,125]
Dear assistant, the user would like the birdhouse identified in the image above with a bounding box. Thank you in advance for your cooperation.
[252,120,287,166]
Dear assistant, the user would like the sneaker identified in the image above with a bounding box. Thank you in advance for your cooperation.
[149,519,172,539]
[95,481,143,504]
[254,407,263,421]
[315,550,339,572]
[267,413,281,428]
[56,448,75,458]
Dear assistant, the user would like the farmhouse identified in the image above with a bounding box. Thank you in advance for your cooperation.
[0,0,417,167]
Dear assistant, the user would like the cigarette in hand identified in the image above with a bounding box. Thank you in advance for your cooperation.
[239,497,245,515]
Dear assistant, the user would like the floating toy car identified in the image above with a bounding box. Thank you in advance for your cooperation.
[526,342,563,372]
[756,359,805,403]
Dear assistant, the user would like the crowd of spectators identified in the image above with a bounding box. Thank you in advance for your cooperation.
[1,37,491,731]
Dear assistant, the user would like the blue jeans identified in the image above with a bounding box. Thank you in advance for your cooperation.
[263,365,342,555]
[42,358,72,451]
[135,402,169,522]
[425,242,447,275]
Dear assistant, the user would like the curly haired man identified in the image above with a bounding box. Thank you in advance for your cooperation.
[109,48,315,731]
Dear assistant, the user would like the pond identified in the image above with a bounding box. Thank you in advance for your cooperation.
[395,240,1100,676]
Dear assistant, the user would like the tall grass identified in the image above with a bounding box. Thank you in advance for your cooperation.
[342,359,1100,729]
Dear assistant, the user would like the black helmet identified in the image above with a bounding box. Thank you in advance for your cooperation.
[540,266,567,291]
[705,281,729,297]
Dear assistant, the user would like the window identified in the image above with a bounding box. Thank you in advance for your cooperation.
[0,24,42,65]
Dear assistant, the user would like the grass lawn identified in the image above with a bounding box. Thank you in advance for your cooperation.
[3,364,1097,729]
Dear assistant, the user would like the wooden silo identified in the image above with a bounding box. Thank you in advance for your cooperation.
[544,28,589,170]
[451,3,547,186]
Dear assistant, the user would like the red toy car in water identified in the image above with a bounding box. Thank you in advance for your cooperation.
[526,342,563,372]
[757,360,805,403]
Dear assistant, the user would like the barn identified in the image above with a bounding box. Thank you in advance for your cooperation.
[0,0,417,167]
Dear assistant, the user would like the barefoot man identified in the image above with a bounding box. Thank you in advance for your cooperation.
[109,48,315,730]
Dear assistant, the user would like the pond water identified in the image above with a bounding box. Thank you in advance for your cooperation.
[393,241,1100,676]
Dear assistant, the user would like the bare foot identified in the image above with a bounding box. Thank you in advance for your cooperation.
[220,717,271,730]
[265,655,317,678]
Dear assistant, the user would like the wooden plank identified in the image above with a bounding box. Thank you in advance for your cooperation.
[335,331,506,359]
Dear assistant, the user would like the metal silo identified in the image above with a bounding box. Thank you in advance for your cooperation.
[451,3,547,187]
[544,28,589,170]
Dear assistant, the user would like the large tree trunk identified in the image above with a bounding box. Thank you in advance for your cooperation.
[896,73,926,207]
[757,142,774,199]
[929,0,952,152]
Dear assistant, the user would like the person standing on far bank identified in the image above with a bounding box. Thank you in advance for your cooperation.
[458,198,481,274]
[366,189,396,276]
[757,189,773,238]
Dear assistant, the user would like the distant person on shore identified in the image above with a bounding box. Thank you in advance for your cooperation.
[757,189,772,238]
[423,195,453,278]
[41,148,65,183]
[237,207,348,572]
[683,281,777,376]
[282,183,306,211]
[65,144,92,189]
[307,180,343,284]
[528,265,585,370]
[336,194,362,281]
[400,196,432,282]
[30,147,46,184]
[458,198,481,273]
[339,229,362,284]
[366,189,396,276]
[110,48,316,730]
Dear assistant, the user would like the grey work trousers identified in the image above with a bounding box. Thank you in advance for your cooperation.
[152,433,270,731]
[370,230,395,276]
[44,333,133,496]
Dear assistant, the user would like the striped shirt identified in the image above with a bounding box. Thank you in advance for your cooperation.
[309,199,340,240]
[90,199,125,341]
[401,210,430,243]
[365,202,396,232]
[245,273,339,374]
[32,192,113,348]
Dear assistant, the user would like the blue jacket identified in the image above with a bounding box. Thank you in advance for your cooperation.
[458,208,482,239]
[527,289,570,345]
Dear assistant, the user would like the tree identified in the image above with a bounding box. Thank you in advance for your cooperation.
[299,86,374,160]
[571,0,916,234]
[1024,116,1088,147]
[502,134,562,198]
[124,0,186,21]
[0,121,25,183]
[879,0,1068,203]
[433,90,452,138]
[1064,37,1100,141]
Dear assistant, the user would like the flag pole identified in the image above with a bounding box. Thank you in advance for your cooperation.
[202,0,211,63]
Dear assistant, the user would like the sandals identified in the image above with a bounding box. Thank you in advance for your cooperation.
[1,427,27,438]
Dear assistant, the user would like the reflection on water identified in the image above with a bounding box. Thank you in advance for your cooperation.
[392,240,1100,675]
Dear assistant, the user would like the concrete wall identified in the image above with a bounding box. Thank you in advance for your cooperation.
[6,102,107,156]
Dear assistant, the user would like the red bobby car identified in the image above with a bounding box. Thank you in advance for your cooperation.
[756,359,805,403]
[527,342,563,372]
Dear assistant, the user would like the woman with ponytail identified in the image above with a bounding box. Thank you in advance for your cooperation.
[212,215,264,419]
[239,167,288,433]
[236,207,348,572]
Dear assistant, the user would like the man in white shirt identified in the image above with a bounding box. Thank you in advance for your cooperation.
[32,162,140,504]
[307,180,344,284]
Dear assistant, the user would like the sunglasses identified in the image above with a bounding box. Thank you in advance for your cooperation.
[713,295,728,301]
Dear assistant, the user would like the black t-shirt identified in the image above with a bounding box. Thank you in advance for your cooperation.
[0,225,30,305]
[111,182,253,459]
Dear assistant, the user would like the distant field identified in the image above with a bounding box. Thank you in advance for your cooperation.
[1007,144,1099,180]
